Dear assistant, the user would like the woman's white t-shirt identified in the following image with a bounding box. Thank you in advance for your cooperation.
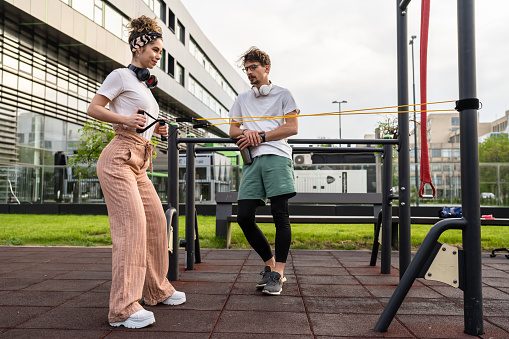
[229,85,299,159]
[97,68,159,140]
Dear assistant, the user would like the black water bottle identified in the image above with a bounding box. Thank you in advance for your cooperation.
[160,120,167,141]
[136,109,145,134]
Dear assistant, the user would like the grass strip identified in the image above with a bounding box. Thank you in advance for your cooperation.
[1,214,508,251]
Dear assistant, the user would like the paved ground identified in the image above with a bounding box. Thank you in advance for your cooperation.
[0,246,508,338]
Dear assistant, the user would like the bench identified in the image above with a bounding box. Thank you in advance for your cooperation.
[216,192,509,250]
[216,192,383,248]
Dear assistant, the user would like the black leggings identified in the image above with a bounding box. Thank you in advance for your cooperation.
[237,194,292,263]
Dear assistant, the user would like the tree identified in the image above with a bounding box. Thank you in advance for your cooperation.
[478,134,509,204]
[67,120,159,180]
[479,134,509,162]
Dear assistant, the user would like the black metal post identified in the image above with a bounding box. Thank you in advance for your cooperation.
[167,123,180,281]
[381,143,393,274]
[410,36,419,207]
[374,218,467,332]
[396,0,411,278]
[457,0,483,335]
[185,141,196,271]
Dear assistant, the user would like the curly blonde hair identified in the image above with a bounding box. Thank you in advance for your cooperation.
[127,15,162,51]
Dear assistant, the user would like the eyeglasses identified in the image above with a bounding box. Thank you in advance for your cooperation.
[242,64,261,73]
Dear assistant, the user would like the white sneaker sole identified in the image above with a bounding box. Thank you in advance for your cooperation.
[262,287,282,295]
[109,314,155,328]
[162,295,186,305]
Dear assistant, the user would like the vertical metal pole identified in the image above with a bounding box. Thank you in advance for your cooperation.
[457,0,483,335]
[167,123,180,281]
[410,37,420,206]
[397,0,411,278]
[185,141,196,270]
[381,143,393,274]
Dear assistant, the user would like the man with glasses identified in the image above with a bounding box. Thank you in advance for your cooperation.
[229,47,299,295]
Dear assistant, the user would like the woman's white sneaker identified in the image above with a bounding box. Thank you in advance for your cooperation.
[109,309,155,328]
[162,290,186,305]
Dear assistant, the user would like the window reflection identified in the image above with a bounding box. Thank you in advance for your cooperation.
[44,116,66,151]
[17,111,44,148]
[67,122,82,153]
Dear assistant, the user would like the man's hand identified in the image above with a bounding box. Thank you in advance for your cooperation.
[124,108,146,129]
[236,130,265,150]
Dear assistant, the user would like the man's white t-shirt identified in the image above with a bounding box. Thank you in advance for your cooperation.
[229,85,299,159]
[97,68,159,141]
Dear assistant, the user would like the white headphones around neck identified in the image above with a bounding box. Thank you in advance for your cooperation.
[252,82,273,98]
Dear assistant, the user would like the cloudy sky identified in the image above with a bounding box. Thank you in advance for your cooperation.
[180,0,509,140]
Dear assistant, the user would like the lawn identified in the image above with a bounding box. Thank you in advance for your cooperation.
[1,214,508,251]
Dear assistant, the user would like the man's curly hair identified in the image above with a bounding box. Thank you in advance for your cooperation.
[236,46,271,68]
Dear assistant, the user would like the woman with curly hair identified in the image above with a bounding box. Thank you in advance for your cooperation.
[88,15,185,328]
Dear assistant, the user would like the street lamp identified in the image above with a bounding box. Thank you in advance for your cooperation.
[409,35,419,206]
[332,100,347,144]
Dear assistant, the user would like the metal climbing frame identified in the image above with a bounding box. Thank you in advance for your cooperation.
[374,0,483,335]
[166,135,400,277]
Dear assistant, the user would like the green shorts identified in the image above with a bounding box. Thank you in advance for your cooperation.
[238,154,296,205]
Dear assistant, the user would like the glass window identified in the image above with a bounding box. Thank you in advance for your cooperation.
[442,149,452,158]
[432,164,442,171]
[154,0,162,20]
[19,77,32,94]
[431,149,441,157]
[159,48,166,71]
[78,99,88,113]
[18,146,43,165]
[94,0,103,26]
[17,111,44,148]
[68,96,78,110]
[67,122,82,153]
[168,53,174,77]
[58,77,68,91]
[44,116,66,152]
[454,149,460,158]
[3,71,18,89]
[435,176,443,185]
[33,66,45,81]
[72,0,95,21]
[33,82,45,98]
[177,21,185,44]
[443,164,452,171]
[451,117,459,126]
[176,63,184,86]
[104,4,123,39]
[57,91,67,106]
[46,87,57,102]
[168,9,175,32]
[19,61,32,74]
[3,54,18,69]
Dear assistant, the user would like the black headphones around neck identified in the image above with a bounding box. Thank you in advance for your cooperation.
[127,64,158,89]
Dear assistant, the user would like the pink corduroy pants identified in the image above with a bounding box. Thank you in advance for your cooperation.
[97,128,175,323]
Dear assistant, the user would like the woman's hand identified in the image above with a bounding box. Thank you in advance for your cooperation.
[124,108,147,129]
[154,121,168,137]
[236,130,264,150]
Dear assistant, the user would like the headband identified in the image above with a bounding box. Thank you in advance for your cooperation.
[130,32,162,53]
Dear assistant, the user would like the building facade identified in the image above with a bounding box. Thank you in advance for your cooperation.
[0,0,250,203]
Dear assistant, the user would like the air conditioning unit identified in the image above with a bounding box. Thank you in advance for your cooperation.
[293,154,312,165]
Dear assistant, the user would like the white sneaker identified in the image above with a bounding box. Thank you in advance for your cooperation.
[162,290,186,305]
[109,309,155,328]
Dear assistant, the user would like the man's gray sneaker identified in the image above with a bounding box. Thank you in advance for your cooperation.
[256,265,272,289]
[262,271,283,295]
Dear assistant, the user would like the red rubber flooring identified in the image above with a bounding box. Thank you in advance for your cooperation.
[0,246,507,338]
